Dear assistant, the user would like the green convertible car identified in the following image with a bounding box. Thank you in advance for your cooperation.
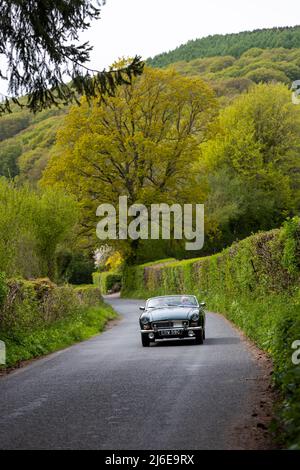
[139,295,206,347]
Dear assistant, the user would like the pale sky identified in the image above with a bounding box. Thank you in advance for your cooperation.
[82,0,300,69]
[1,0,300,95]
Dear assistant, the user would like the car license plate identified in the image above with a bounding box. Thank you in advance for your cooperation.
[159,329,181,336]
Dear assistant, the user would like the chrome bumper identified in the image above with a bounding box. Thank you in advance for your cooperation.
[140,326,202,334]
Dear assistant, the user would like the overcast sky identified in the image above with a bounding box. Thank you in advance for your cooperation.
[82,0,300,69]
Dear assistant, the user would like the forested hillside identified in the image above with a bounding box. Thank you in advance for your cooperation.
[148,25,300,67]
[2,47,300,183]
[1,27,300,263]
[167,47,300,100]
[0,105,67,182]
[2,26,300,185]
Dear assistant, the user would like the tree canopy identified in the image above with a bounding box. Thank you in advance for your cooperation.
[0,178,78,278]
[200,83,300,250]
[165,47,300,102]
[42,67,218,258]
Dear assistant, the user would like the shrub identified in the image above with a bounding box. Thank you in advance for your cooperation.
[280,218,300,274]
[93,272,122,294]
[0,276,116,368]
[0,179,78,279]
[0,272,8,307]
[56,250,95,284]
[0,278,103,333]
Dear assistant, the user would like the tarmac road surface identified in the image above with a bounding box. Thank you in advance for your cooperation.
[0,296,270,449]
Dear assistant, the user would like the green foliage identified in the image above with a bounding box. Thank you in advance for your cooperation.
[0,141,22,177]
[0,304,116,367]
[93,272,122,294]
[56,250,95,285]
[0,272,7,307]
[199,83,300,249]
[0,179,78,279]
[123,222,299,298]
[17,115,64,182]
[166,47,300,101]
[148,26,300,67]
[139,258,176,267]
[280,218,300,274]
[42,67,217,261]
[2,47,300,185]
[32,189,79,278]
[0,278,116,367]
[0,111,30,140]
[0,106,68,182]
[245,67,289,84]
[2,59,296,263]
[122,219,300,447]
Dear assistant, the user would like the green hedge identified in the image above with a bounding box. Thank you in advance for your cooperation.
[0,278,117,368]
[122,218,300,448]
[93,272,122,294]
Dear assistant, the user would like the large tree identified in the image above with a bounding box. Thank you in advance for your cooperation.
[42,67,217,258]
[200,82,300,250]
[0,1,144,115]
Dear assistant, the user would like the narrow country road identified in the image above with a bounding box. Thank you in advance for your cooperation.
[0,296,272,450]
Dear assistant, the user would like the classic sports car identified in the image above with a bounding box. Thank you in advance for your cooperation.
[139,295,206,347]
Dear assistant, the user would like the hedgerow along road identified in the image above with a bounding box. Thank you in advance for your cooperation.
[0,296,272,449]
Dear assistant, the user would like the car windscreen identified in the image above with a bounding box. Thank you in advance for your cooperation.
[147,296,197,308]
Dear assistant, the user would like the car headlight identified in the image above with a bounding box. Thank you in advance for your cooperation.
[141,315,150,325]
[190,311,199,321]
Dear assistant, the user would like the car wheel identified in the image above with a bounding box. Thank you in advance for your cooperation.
[141,334,150,347]
[195,329,203,345]
[203,328,206,340]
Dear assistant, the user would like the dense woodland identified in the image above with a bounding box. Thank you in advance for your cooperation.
[148,25,300,67]
[0,26,300,275]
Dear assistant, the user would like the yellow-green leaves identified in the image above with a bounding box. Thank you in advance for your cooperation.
[42,67,218,251]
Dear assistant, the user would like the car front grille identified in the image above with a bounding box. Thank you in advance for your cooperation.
[152,321,186,329]
[153,321,173,329]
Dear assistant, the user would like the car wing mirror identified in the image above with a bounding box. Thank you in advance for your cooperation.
[200,301,206,307]
[139,306,145,311]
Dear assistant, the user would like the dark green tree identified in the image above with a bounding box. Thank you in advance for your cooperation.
[0,1,144,115]
[0,141,21,177]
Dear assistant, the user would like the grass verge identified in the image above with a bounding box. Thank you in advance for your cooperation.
[0,302,118,370]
